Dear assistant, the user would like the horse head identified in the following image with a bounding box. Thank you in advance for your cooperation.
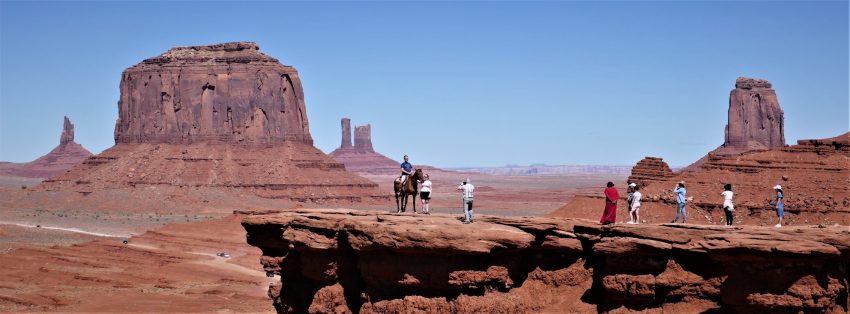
[412,168,424,182]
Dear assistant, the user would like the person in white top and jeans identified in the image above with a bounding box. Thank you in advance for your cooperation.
[457,178,475,224]
[629,185,642,224]
[420,174,432,214]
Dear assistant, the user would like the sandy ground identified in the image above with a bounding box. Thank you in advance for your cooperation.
[0,215,274,313]
[0,171,624,312]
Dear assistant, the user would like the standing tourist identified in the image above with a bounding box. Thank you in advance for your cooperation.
[420,174,432,214]
[626,183,636,223]
[457,178,475,224]
[773,185,784,227]
[600,182,619,225]
[629,185,642,224]
[722,184,734,226]
[671,181,687,224]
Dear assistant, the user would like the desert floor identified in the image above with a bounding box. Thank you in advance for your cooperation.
[0,171,623,312]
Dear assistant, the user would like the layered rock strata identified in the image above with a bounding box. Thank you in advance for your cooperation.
[720,77,785,154]
[242,209,850,313]
[353,125,373,151]
[329,118,399,174]
[551,133,850,226]
[627,157,674,186]
[0,116,92,178]
[114,42,312,145]
[32,43,387,207]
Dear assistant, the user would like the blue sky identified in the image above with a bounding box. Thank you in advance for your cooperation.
[1,1,847,167]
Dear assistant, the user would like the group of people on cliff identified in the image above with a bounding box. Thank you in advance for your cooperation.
[397,155,475,224]
[600,181,785,227]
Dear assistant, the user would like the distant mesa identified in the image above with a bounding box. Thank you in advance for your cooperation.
[627,157,674,187]
[454,164,631,176]
[114,41,312,145]
[0,116,92,179]
[31,42,386,207]
[329,118,399,174]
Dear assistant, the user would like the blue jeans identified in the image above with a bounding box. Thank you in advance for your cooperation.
[463,197,474,222]
[672,202,687,223]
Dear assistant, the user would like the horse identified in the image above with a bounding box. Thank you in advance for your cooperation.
[394,168,423,213]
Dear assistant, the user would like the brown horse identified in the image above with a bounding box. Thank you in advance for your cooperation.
[394,169,423,213]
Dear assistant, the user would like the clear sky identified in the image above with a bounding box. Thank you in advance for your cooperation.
[1,1,847,168]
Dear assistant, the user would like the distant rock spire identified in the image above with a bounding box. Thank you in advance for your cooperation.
[723,77,785,153]
[60,116,75,145]
[354,124,373,152]
[341,118,352,148]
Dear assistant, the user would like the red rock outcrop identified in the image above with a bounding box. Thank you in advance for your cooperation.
[340,118,352,149]
[113,42,312,145]
[28,43,387,209]
[329,118,399,174]
[792,132,850,154]
[719,77,785,155]
[242,209,850,313]
[627,157,674,186]
[551,132,850,226]
[0,116,92,178]
[353,125,373,151]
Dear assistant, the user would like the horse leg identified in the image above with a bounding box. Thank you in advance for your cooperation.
[412,192,417,213]
[395,192,401,213]
[401,193,406,213]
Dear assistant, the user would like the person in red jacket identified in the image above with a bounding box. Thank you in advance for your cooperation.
[600,181,619,225]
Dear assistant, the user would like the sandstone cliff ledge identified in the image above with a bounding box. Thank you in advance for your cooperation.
[243,209,850,313]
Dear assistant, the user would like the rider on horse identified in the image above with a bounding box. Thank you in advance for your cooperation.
[398,155,413,184]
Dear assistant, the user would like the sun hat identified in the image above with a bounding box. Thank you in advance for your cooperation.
[628,183,637,187]
[773,185,782,190]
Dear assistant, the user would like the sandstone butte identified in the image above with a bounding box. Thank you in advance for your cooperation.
[24,42,387,211]
[551,77,849,227]
[0,116,92,178]
[626,157,674,187]
[328,118,400,174]
[241,208,850,313]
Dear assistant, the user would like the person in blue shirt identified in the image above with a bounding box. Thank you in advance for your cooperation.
[671,181,687,224]
[398,155,413,183]
[773,185,784,227]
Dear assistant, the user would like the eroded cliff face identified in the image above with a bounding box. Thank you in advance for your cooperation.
[27,43,388,209]
[242,209,850,313]
[720,77,785,154]
[114,42,312,145]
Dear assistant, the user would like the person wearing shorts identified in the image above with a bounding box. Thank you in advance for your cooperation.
[774,185,784,227]
[420,174,432,214]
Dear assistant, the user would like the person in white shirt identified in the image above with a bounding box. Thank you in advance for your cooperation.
[629,185,642,224]
[721,184,735,226]
[419,174,432,214]
[457,178,475,224]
